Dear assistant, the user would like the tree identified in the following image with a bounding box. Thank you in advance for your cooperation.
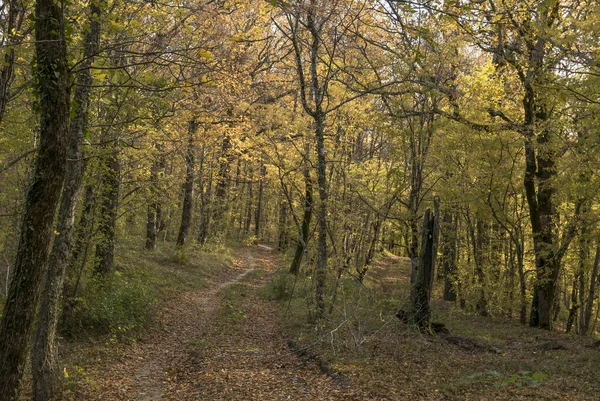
[176,120,198,247]
[0,0,71,396]
[408,198,440,330]
[31,0,102,397]
[273,0,378,317]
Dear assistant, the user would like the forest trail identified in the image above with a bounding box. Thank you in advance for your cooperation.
[74,245,366,401]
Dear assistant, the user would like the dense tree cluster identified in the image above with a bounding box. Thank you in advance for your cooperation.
[0,0,599,398]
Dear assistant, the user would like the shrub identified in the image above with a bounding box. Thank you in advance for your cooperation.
[263,270,298,301]
[67,273,156,338]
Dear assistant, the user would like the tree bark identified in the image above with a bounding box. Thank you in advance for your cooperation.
[314,112,328,318]
[244,165,253,235]
[94,142,120,275]
[0,0,25,126]
[409,199,440,331]
[0,0,71,396]
[197,147,212,245]
[254,164,266,238]
[213,133,232,231]
[176,120,197,247]
[290,166,313,275]
[582,242,600,334]
[474,219,489,316]
[146,148,165,250]
[31,2,101,398]
[278,196,289,252]
[441,212,458,302]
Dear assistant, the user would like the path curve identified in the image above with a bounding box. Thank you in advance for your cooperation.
[74,245,365,401]
[76,248,260,401]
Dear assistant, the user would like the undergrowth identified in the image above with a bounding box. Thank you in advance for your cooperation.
[64,238,235,341]
[266,253,600,400]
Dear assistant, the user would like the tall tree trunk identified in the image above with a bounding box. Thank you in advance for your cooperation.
[566,272,579,333]
[94,142,120,275]
[525,130,560,329]
[31,3,101,398]
[213,133,231,231]
[290,166,313,275]
[314,112,328,317]
[278,196,289,252]
[0,0,71,395]
[582,242,600,334]
[146,148,165,250]
[176,120,197,247]
[244,166,253,235]
[0,0,25,126]
[197,150,212,245]
[577,225,589,334]
[474,219,489,316]
[516,230,527,324]
[441,212,458,302]
[254,164,265,238]
[69,185,95,275]
[146,204,157,250]
[364,218,381,267]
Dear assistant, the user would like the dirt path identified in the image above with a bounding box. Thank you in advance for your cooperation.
[74,245,365,401]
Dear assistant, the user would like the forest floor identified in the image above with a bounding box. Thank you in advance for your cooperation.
[60,245,366,400]
[55,244,600,400]
[278,254,600,401]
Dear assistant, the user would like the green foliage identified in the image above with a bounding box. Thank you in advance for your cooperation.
[172,246,190,265]
[467,370,549,388]
[263,270,297,301]
[243,235,258,246]
[67,274,156,338]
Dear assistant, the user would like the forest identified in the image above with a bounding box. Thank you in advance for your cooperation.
[0,0,599,400]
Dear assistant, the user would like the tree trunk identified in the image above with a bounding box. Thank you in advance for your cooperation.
[577,227,589,334]
[278,196,289,252]
[176,120,197,247]
[314,112,328,318]
[197,148,212,245]
[31,3,100,398]
[244,166,253,235]
[290,167,313,275]
[474,219,489,316]
[146,205,157,250]
[566,272,579,333]
[0,0,71,395]
[254,164,266,239]
[409,199,440,331]
[213,134,231,230]
[364,218,382,267]
[146,148,165,250]
[525,127,560,329]
[516,230,527,324]
[582,242,600,334]
[94,142,120,275]
[69,185,95,275]
[0,0,25,126]
[441,212,458,302]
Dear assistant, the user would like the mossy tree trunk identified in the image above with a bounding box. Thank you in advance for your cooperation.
[0,0,71,396]
[31,1,101,398]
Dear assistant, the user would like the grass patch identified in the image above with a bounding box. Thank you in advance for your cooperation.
[217,285,248,328]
